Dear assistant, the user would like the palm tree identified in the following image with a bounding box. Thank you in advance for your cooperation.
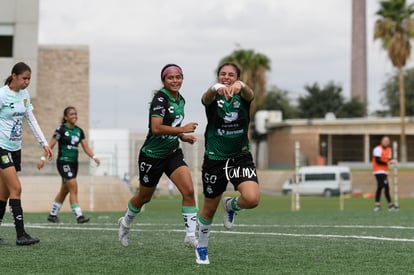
[374,0,414,162]
[219,49,271,114]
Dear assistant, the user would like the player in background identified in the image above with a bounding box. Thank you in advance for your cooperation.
[38,106,100,223]
[0,62,53,245]
[372,136,399,211]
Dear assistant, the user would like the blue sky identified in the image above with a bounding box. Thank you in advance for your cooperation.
[38,0,411,133]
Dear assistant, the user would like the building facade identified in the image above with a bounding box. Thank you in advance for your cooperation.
[1,0,91,173]
[267,117,414,168]
[0,0,39,96]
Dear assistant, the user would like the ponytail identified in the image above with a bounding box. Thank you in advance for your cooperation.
[4,62,31,86]
[4,75,13,85]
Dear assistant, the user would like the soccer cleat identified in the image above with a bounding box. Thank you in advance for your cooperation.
[16,233,40,246]
[47,214,60,223]
[373,206,381,212]
[222,197,236,229]
[77,215,90,224]
[195,246,210,265]
[76,216,89,223]
[388,204,400,212]
[183,235,198,248]
[118,217,130,247]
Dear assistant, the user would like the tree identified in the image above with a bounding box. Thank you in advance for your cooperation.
[297,82,365,119]
[378,67,414,116]
[219,49,271,113]
[374,0,414,162]
[336,97,366,118]
[256,86,297,119]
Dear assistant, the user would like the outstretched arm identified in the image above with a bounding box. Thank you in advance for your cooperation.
[80,140,100,166]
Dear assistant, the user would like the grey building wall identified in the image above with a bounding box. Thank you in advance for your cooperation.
[0,0,39,97]
[22,45,90,172]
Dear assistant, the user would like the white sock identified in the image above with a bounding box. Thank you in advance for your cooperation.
[50,201,63,216]
[71,203,83,218]
[124,200,142,226]
[183,212,197,237]
[182,206,197,237]
[197,217,212,247]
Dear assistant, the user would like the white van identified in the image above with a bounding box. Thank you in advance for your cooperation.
[281,166,352,197]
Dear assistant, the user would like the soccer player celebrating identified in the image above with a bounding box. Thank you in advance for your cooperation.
[195,62,260,264]
[118,64,199,249]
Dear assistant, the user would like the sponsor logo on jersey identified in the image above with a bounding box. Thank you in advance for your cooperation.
[153,105,163,111]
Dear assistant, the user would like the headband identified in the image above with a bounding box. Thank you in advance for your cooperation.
[161,65,183,80]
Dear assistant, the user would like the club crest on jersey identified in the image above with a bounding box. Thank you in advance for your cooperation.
[23,99,28,107]
[206,185,213,195]
[224,112,238,123]
[1,155,10,164]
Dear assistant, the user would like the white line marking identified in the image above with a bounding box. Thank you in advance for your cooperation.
[13,223,414,230]
[2,223,413,243]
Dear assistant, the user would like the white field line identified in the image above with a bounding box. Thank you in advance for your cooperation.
[2,223,414,242]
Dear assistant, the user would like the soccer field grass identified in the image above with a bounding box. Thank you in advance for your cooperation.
[1,194,414,274]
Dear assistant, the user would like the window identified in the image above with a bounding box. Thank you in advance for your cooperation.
[0,25,14,57]
[340,172,350,180]
[304,173,336,181]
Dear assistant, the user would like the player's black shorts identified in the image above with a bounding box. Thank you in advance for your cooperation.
[56,160,78,181]
[138,149,187,187]
[0,148,21,172]
[201,152,258,198]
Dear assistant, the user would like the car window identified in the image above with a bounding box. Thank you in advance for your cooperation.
[304,173,335,181]
[340,172,350,180]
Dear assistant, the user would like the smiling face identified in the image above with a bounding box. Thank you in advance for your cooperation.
[64,108,78,126]
[163,72,183,93]
[217,65,239,87]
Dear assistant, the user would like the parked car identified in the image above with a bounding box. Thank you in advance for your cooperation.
[281,165,352,197]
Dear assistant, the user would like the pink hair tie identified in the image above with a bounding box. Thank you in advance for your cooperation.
[161,65,183,80]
